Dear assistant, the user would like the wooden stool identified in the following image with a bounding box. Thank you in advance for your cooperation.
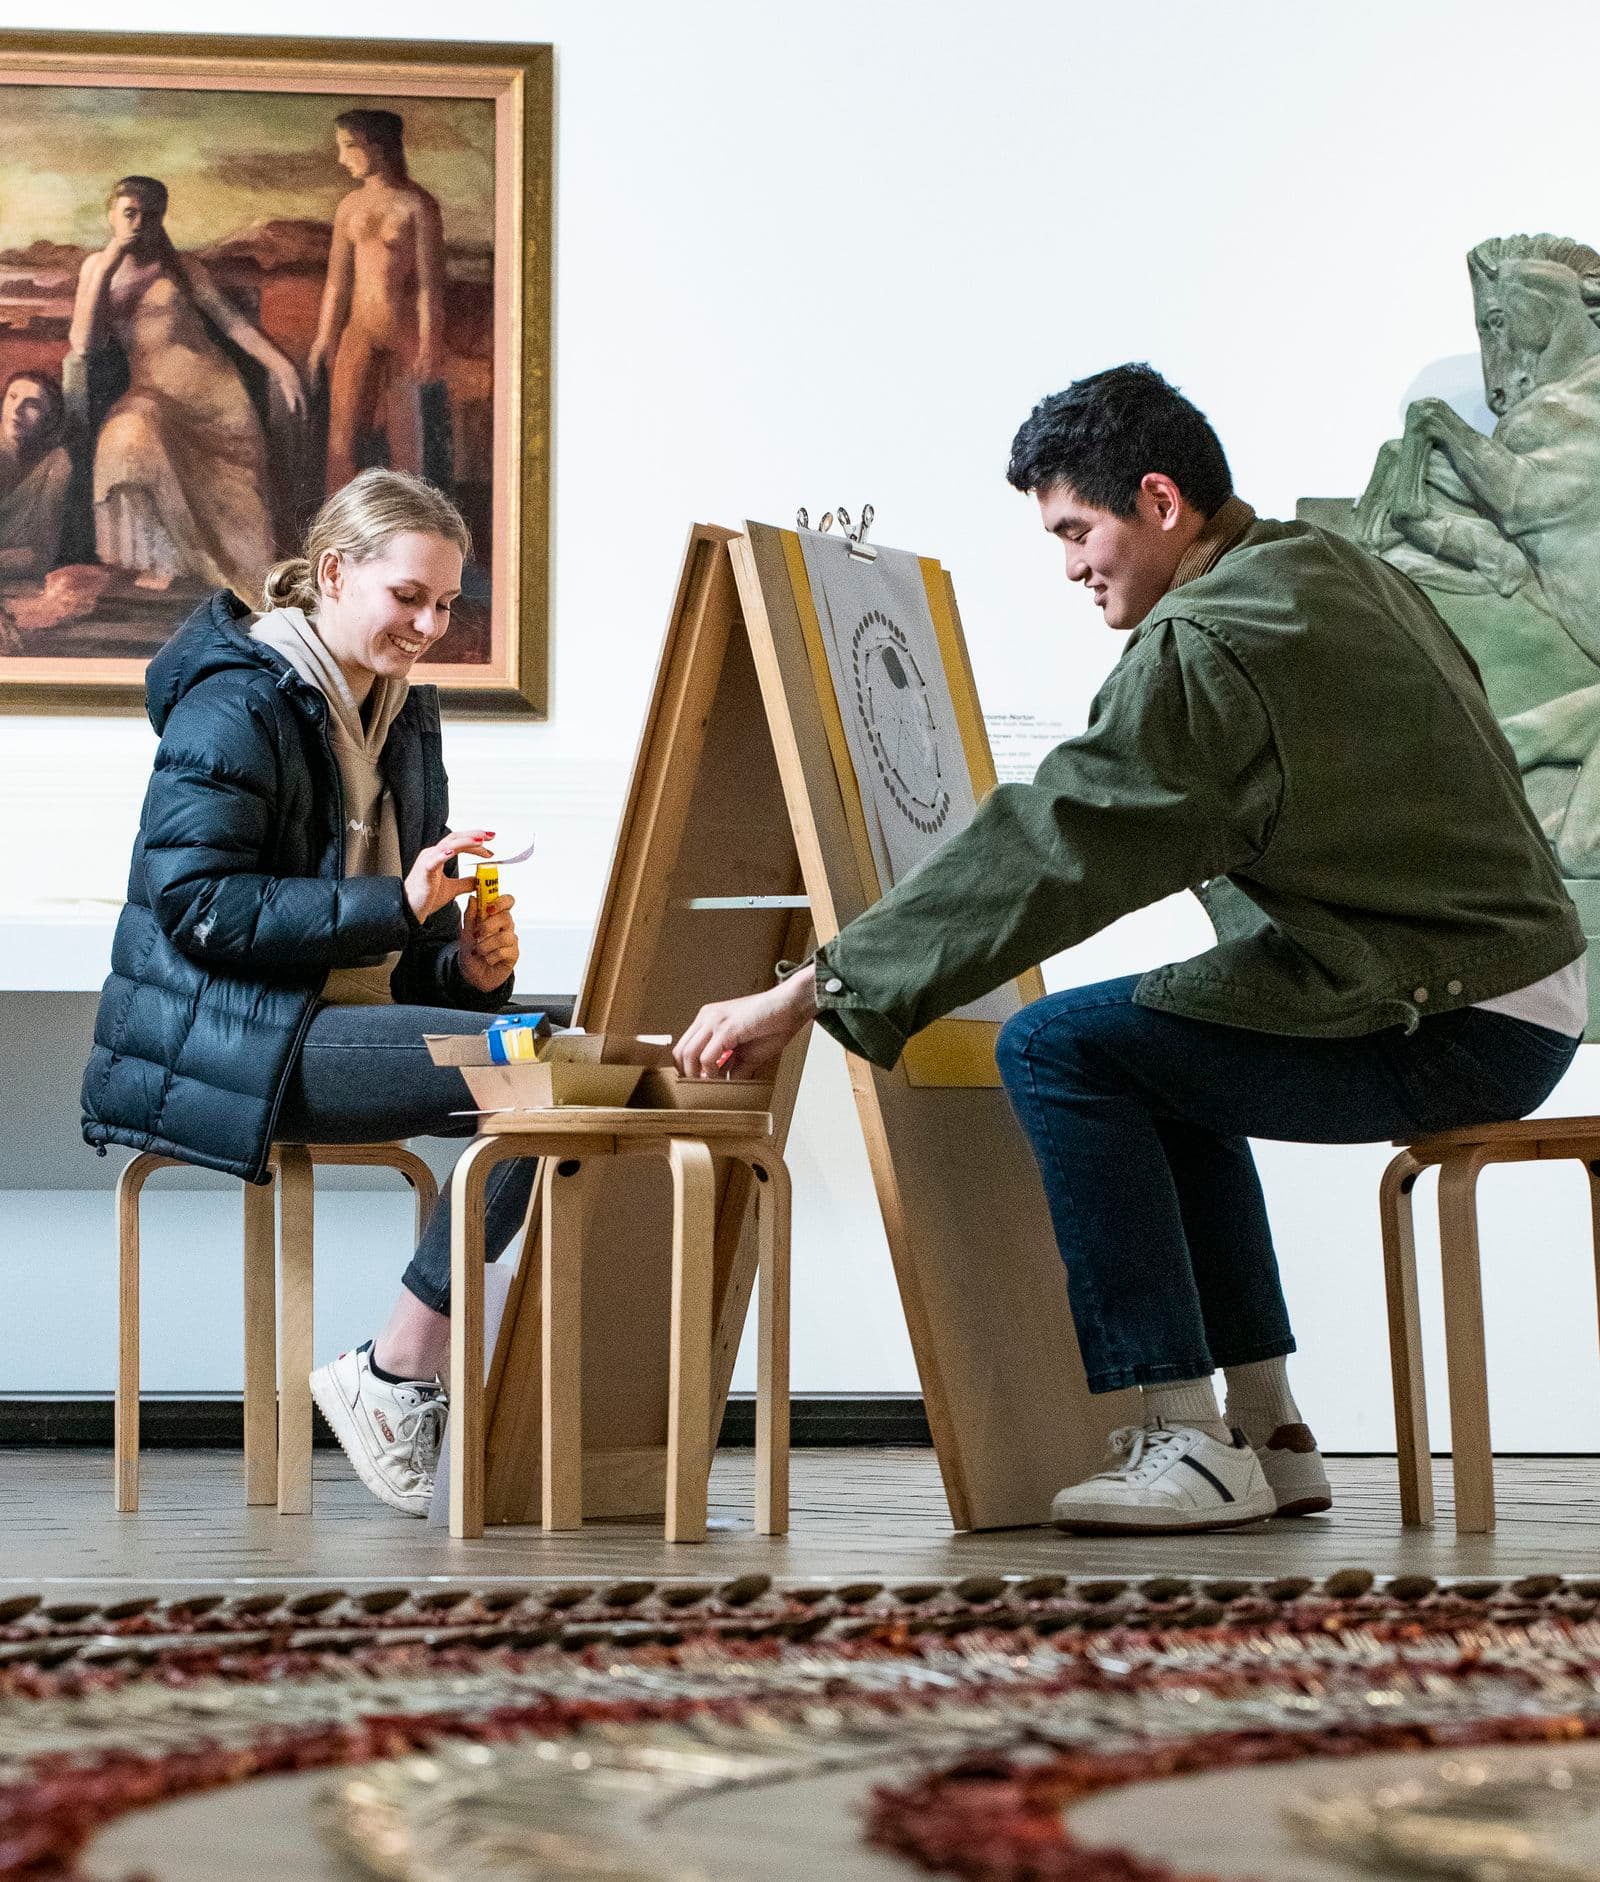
[114,1142,437,1515]
[446,1108,790,1544]
[1380,1113,1600,1535]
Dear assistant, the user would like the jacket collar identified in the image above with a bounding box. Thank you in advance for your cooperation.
[1169,495,1257,591]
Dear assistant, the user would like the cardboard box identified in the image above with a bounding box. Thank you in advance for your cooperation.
[541,1034,675,1068]
[424,1029,670,1072]
[631,1067,775,1112]
[456,1061,644,1111]
[427,1030,667,1111]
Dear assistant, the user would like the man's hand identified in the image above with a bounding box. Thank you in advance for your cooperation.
[403,829,493,925]
[673,966,818,1079]
[460,891,519,993]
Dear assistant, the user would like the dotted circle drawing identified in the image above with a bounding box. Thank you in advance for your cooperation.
[850,609,952,835]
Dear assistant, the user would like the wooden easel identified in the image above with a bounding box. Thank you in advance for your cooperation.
[479,523,1133,1532]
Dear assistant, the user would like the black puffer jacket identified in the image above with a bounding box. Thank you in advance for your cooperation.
[81,590,508,1182]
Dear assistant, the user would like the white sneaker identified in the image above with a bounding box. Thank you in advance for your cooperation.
[309,1342,446,1518]
[1051,1422,1277,1535]
[1250,1422,1333,1517]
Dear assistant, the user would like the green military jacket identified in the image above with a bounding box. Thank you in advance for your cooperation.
[812,498,1584,1068]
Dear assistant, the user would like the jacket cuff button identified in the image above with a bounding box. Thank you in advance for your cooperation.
[824,977,844,995]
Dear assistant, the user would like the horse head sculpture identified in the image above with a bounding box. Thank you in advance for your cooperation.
[1467,234,1600,419]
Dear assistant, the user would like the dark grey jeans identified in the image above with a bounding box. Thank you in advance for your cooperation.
[274,1003,545,1313]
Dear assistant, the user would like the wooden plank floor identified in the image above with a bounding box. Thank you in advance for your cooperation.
[1,1450,1596,1592]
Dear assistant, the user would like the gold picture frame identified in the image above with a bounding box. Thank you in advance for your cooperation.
[0,30,551,715]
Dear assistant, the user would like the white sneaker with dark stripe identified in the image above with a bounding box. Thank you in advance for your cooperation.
[1251,1422,1333,1517]
[1050,1421,1277,1535]
[309,1342,446,1519]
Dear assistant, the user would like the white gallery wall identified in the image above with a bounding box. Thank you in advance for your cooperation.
[3,0,1600,1449]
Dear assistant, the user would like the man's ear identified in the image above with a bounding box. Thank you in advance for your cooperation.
[1140,472,1188,531]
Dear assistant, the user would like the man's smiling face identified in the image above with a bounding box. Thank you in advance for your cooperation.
[1036,474,1201,632]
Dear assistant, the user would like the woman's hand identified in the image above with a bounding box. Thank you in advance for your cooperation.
[673,967,818,1079]
[270,357,308,420]
[404,829,493,925]
[460,892,519,993]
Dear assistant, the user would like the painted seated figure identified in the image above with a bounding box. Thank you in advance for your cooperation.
[0,370,72,580]
[65,174,307,603]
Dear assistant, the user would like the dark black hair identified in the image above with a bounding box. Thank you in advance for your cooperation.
[2,367,64,420]
[335,109,409,178]
[1005,362,1233,518]
[108,175,168,217]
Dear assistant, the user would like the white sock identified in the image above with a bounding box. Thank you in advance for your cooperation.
[1141,1376,1229,1443]
[1223,1357,1302,1440]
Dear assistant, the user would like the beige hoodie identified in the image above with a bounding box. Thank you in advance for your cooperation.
[250,606,409,1005]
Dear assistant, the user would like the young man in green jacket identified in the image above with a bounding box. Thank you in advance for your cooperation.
[674,363,1586,1535]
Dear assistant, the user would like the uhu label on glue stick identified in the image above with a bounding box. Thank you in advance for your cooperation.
[475,863,499,913]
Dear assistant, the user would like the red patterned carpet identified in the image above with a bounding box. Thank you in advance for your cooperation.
[7,1570,1600,1879]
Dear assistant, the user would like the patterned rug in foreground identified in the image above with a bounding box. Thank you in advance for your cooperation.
[9,1569,1600,1878]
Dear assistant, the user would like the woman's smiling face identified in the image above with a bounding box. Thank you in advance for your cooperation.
[316,530,463,684]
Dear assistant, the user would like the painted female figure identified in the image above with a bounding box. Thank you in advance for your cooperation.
[308,110,447,492]
[66,175,306,600]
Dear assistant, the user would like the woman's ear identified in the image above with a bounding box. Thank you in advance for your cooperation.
[316,549,342,601]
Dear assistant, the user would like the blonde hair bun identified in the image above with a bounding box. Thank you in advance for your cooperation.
[261,556,319,613]
[261,469,471,616]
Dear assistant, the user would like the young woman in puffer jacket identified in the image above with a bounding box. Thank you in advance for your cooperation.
[83,468,534,1516]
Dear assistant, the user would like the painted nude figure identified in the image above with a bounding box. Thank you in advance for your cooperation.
[308,109,446,491]
[67,175,307,600]
[1351,234,1600,872]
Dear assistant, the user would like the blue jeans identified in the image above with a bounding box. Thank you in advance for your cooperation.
[274,1003,565,1314]
[995,976,1578,1394]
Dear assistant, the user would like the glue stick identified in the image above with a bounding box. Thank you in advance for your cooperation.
[475,862,500,914]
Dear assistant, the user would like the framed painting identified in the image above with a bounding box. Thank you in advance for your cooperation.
[0,31,551,715]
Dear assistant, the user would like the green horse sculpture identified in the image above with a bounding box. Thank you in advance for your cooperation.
[1322,234,1600,878]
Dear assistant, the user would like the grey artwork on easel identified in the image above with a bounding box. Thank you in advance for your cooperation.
[796,527,1013,1023]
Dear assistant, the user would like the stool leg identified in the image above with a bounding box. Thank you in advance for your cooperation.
[113,1155,160,1513]
[1438,1147,1495,1534]
[276,1144,315,1516]
[449,1135,506,1540]
[242,1171,278,1507]
[1379,1151,1433,1527]
[747,1155,791,1537]
[665,1139,715,1544]
[541,1158,586,1531]
[400,1151,438,1241]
